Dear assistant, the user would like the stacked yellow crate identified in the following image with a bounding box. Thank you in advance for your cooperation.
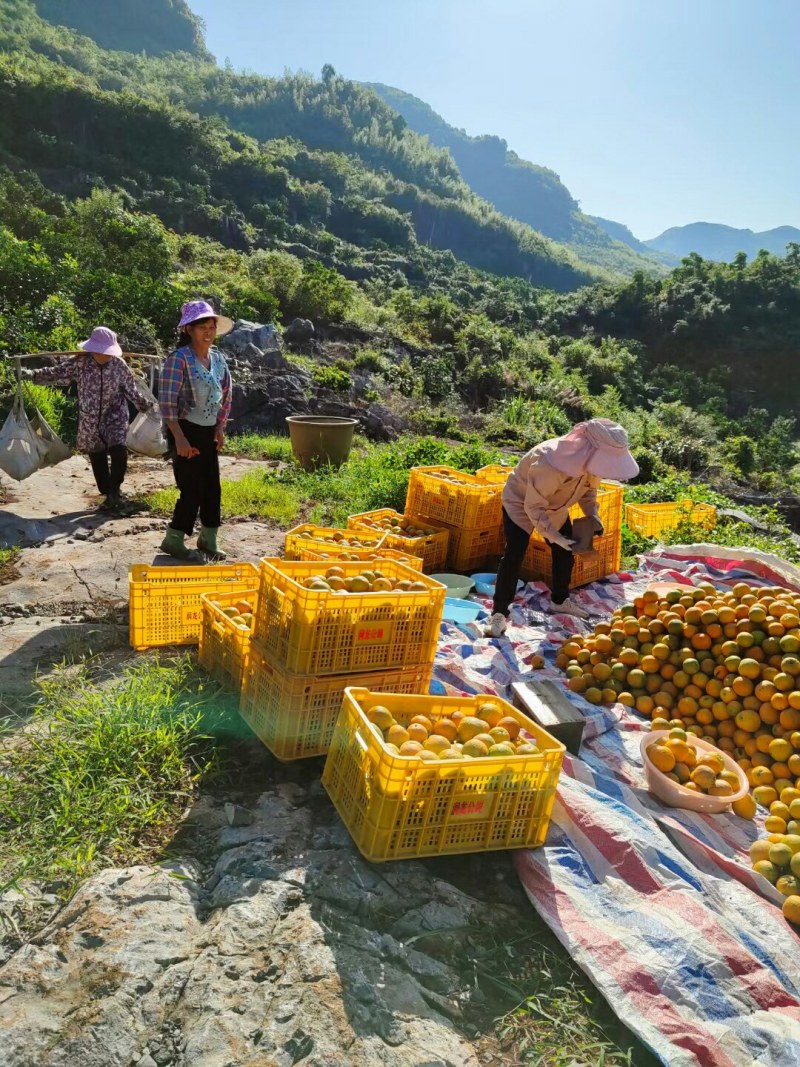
[283,522,423,570]
[520,481,624,586]
[403,466,505,572]
[238,558,445,760]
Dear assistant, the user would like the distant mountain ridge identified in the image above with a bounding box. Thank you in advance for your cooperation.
[646,222,800,261]
[367,82,669,276]
[33,0,210,58]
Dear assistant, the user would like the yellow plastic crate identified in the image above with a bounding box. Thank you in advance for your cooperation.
[129,562,259,650]
[198,587,256,690]
[422,519,503,572]
[405,466,503,529]
[475,464,513,484]
[284,523,387,560]
[239,647,432,761]
[520,529,621,587]
[297,544,423,570]
[523,481,624,548]
[624,500,717,539]
[253,558,445,676]
[322,688,565,862]
[347,508,449,573]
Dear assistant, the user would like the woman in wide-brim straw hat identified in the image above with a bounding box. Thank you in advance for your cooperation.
[484,418,639,637]
[159,300,234,561]
[28,326,151,509]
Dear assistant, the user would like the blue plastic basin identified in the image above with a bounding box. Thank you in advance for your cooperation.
[471,572,525,597]
[442,597,482,624]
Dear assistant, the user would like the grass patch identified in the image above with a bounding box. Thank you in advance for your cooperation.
[461,920,658,1067]
[141,433,501,528]
[145,469,301,526]
[278,433,504,526]
[227,432,295,462]
[0,657,222,894]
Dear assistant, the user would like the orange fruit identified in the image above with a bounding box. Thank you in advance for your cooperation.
[406,722,430,744]
[666,738,694,765]
[782,895,800,925]
[431,718,458,742]
[648,744,676,773]
[753,785,779,808]
[732,794,757,819]
[497,716,521,740]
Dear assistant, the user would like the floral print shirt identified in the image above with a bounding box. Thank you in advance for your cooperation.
[33,355,150,453]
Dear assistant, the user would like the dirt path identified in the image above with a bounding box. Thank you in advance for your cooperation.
[0,455,283,705]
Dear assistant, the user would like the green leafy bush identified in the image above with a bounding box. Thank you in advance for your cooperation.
[312,364,352,393]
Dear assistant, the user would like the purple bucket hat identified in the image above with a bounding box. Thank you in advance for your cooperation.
[79,326,123,357]
[178,300,233,337]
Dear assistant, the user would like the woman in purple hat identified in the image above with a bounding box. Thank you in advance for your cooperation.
[158,300,234,561]
[30,326,152,508]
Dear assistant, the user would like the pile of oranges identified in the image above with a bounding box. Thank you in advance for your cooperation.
[557,579,800,924]
[556,581,800,797]
[646,728,746,801]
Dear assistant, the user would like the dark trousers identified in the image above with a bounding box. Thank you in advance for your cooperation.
[168,421,222,536]
[493,508,574,615]
[88,445,128,495]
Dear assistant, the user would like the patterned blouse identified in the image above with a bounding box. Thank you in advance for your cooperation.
[33,355,150,453]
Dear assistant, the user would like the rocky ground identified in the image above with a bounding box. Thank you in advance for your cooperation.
[0,456,532,1067]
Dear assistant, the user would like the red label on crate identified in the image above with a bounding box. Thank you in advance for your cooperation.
[452,798,488,819]
[182,604,203,625]
[353,619,395,645]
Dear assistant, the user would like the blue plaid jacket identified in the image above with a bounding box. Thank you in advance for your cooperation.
[159,346,232,427]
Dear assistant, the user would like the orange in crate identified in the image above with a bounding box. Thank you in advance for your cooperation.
[475,464,512,484]
[322,688,565,862]
[521,529,621,587]
[405,466,503,529]
[129,562,258,650]
[296,544,423,570]
[198,588,256,689]
[284,523,387,560]
[253,558,445,676]
[239,647,432,760]
[346,508,449,573]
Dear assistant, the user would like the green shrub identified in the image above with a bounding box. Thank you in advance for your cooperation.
[312,364,352,393]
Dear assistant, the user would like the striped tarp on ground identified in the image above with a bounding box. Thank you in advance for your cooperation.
[430,550,800,1066]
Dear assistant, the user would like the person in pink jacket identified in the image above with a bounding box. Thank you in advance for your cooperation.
[484,419,639,637]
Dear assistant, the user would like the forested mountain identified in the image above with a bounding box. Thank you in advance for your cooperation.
[33,0,210,58]
[367,82,669,276]
[646,222,800,262]
[0,0,798,499]
[0,0,601,294]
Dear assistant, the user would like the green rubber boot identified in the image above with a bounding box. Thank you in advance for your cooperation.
[197,525,227,561]
[160,526,204,562]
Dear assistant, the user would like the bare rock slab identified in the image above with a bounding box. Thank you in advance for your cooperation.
[0,794,489,1067]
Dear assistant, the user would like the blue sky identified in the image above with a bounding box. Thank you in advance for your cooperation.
[191,0,800,239]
